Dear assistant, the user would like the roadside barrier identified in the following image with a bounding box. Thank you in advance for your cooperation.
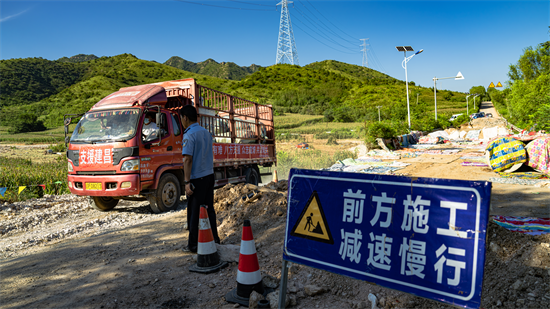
[189,205,228,274]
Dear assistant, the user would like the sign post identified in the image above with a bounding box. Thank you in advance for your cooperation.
[280,169,491,309]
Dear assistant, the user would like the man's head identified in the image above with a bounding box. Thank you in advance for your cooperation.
[144,113,155,125]
[180,105,198,128]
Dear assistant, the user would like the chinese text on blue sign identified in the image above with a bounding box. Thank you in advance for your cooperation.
[283,169,491,309]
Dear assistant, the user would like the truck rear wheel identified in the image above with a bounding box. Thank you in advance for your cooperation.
[89,196,119,211]
[148,173,181,213]
[245,167,260,186]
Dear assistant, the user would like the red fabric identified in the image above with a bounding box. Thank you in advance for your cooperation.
[238,253,260,272]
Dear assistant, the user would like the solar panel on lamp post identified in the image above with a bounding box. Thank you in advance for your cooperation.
[433,72,464,121]
[396,46,423,129]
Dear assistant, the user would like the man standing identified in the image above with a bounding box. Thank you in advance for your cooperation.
[180,105,220,253]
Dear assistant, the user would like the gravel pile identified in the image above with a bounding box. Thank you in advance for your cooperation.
[0,194,185,258]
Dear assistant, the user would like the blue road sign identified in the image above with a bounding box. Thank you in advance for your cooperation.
[283,168,491,309]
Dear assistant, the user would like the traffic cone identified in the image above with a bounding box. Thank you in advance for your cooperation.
[225,220,273,306]
[189,205,228,274]
[273,170,278,183]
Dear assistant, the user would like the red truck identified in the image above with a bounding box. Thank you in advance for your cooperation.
[65,78,276,213]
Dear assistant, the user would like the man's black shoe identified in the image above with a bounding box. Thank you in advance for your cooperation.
[182,245,197,253]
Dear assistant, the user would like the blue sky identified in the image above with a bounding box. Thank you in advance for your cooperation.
[1,0,548,93]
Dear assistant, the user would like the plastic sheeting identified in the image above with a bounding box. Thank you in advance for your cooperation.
[525,137,550,175]
[492,216,550,235]
[486,137,527,172]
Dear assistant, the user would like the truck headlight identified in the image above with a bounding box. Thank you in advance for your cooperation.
[121,159,140,171]
[68,161,73,172]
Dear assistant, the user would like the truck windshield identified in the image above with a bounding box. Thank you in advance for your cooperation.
[70,109,140,143]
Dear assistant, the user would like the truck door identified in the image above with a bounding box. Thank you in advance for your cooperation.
[170,113,184,165]
[140,111,174,183]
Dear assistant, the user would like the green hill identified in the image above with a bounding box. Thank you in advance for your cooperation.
[58,54,99,63]
[0,58,86,108]
[0,54,235,127]
[0,54,470,132]
[164,56,261,81]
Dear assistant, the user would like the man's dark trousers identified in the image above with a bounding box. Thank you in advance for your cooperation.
[187,173,220,250]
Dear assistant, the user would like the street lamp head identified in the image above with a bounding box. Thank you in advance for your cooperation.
[415,49,424,55]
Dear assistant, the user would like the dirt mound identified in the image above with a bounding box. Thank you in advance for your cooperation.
[214,181,288,245]
[471,117,508,129]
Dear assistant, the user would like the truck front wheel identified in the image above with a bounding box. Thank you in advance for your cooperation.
[89,196,119,211]
[148,173,181,213]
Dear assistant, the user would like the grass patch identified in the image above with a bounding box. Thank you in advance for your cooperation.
[275,148,357,180]
[274,114,324,129]
[0,156,69,202]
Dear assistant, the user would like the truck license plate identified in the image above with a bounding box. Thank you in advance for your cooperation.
[86,182,102,190]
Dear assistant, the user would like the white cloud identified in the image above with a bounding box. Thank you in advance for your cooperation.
[0,9,30,23]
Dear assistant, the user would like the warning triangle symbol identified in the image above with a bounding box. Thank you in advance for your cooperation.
[496,81,503,87]
[489,82,495,88]
[290,191,334,244]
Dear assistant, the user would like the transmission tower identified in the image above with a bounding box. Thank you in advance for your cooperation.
[276,0,299,65]
[360,38,369,68]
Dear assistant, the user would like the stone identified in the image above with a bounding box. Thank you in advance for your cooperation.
[517,299,525,305]
[496,300,502,306]
[262,274,279,289]
[289,295,297,306]
[304,285,326,296]
[287,281,298,293]
[266,290,289,309]
[248,291,263,308]
[216,244,240,263]
[511,279,522,290]
[489,241,501,253]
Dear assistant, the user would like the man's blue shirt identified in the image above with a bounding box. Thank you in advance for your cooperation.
[181,123,214,179]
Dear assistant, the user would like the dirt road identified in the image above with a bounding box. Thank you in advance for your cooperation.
[2,125,550,308]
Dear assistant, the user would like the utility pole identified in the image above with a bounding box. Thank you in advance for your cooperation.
[376,106,382,122]
[276,0,299,65]
[360,38,369,68]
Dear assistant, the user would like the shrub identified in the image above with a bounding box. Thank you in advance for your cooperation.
[365,121,396,146]
[8,113,46,134]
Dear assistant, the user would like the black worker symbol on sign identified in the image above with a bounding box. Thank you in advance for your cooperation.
[304,213,323,234]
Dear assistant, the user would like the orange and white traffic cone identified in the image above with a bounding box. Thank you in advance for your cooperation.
[225,220,272,306]
[273,170,278,183]
[189,205,228,274]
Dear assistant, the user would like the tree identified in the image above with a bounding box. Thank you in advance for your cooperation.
[8,113,47,134]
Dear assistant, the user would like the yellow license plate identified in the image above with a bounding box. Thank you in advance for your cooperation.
[86,182,102,190]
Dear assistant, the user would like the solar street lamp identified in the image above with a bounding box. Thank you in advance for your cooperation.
[376,106,382,122]
[433,72,464,121]
[466,94,472,115]
[396,46,423,129]
[473,94,480,110]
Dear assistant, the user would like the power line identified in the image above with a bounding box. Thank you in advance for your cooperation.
[295,1,358,47]
[291,22,359,55]
[290,9,357,52]
[301,0,358,43]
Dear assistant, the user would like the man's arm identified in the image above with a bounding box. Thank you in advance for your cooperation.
[183,154,193,196]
